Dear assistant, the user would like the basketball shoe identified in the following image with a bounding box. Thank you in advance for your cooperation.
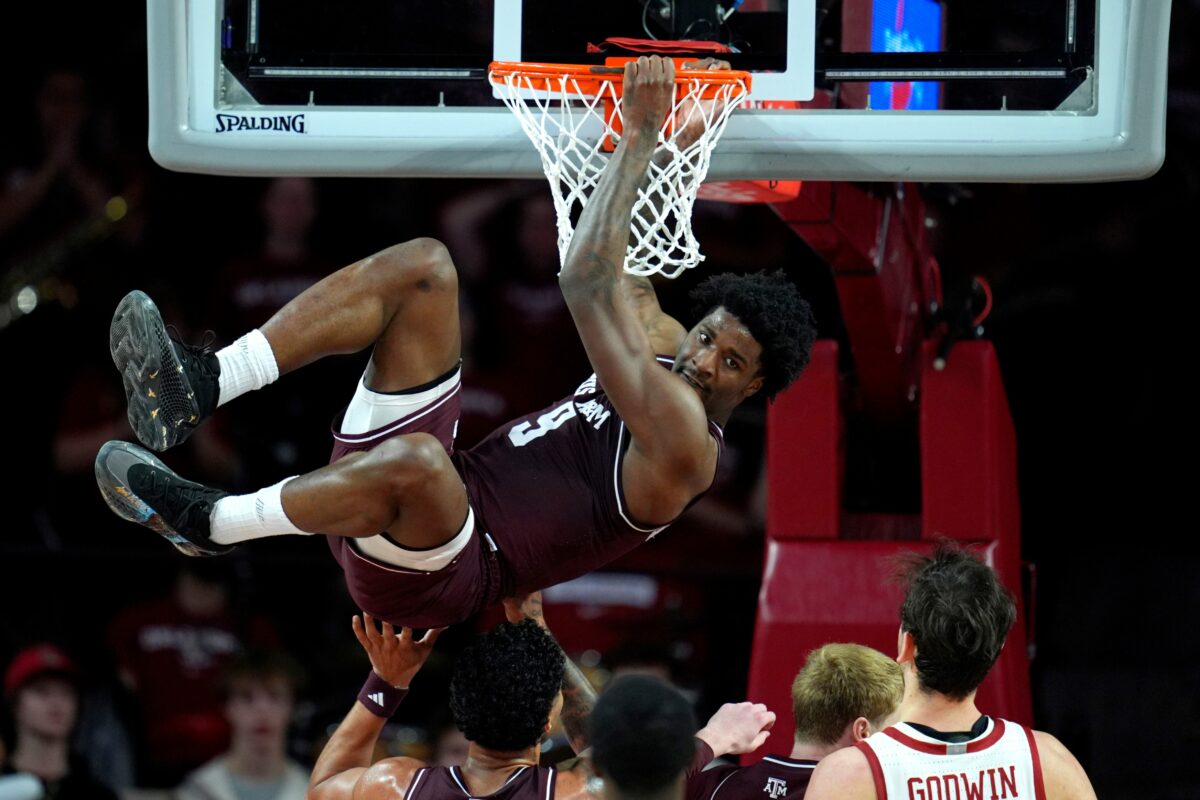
[95,440,233,557]
[110,290,220,451]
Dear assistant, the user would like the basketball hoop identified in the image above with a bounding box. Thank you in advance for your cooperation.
[489,59,751,279]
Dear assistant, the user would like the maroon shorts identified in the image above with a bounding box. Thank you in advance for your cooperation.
[325,365,503,628]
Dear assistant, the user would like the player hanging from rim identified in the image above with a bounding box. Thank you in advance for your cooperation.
[96,56,817,628]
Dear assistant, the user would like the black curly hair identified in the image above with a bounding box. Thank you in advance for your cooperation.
[449,619,565,751]
[689,271,817,400]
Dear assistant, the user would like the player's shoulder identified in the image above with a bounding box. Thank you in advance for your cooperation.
[554,756,602,799]
[355,757,427,799]
[1030,729,1098,800]
[805,745,877,800]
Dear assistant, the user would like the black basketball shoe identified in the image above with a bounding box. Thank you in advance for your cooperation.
[95,440,234,557]
[110,290,220,452]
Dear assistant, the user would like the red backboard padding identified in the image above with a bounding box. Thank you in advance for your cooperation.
[766,340,841,540]
[920,340,1021,546]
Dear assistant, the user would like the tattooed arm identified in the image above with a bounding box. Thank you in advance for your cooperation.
[503,592,598,754]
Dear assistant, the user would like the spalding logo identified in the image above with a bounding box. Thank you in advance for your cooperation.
[215,114,307,133]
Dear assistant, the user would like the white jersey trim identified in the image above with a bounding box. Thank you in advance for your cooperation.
[760,757,817,769]
[613,421,670,537]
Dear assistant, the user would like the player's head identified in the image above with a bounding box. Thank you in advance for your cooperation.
[677,271,816,417]
[897,542,1017,699]
[450,619,565,751]
[590,675,697,800]
[791,643,903,751]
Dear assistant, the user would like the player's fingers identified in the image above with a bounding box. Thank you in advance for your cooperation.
[352,615,371,648]
[420,627,446,646]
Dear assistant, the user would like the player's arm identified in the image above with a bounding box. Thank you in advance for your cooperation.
[695,702,776,759]
[504,592,596,754]
[554,757,605,800]
[558,56,712,482]
[618,57,728,357]
[620,273,687,355]
[1034,730,1098,800]
[308,614,441,800]
[803,746,879,800]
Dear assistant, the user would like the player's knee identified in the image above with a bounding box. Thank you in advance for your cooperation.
[380,237,458,294]
[372,434,450,497]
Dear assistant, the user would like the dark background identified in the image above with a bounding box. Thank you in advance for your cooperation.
[0,2,1197,799]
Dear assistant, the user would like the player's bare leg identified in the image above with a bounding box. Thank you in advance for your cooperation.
[99,237,467,555]
[111,237,461,450]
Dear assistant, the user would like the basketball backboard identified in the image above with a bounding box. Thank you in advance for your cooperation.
[148,1,1171,182]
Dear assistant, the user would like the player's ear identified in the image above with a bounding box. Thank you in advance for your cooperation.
[897,629,917,665]
[851,716,871,742]
[742,374,764,399]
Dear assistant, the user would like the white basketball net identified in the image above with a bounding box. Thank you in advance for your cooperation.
[490,66,750,279]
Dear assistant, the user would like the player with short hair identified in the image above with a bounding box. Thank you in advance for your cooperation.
[804,543,1098,800]
[685,642,903,800]
[590,675,700,800]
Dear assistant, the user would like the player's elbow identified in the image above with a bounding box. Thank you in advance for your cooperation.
[559,254,616,304]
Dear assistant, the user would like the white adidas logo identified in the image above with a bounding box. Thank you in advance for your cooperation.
[368,692,385,706]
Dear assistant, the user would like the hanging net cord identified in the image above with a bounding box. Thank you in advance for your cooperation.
[491,69,750,279]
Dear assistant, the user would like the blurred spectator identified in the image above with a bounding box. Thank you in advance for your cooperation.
[207,177,353,484]
[174,651,308,800]
[0,68,112,258]
[446,297,504,449]
[210,178,332,334]
[108,564,279,786]
[1,643,117,799]
[440,183,589,414]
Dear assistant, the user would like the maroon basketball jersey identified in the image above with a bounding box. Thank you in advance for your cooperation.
[405,765,555,800]
[685,756,817,800]
[453,356,725,595]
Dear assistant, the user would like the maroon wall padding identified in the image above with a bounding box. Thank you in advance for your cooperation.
[750,340,1032,760]
[766,340,841,540]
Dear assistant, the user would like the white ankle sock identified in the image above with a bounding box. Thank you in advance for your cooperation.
[210,478,309,545]
[216,329,279,407]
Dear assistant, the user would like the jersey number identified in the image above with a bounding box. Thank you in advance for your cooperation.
[508,400,576,447]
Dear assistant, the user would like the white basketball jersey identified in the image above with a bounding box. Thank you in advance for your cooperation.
[856,717,1046,800]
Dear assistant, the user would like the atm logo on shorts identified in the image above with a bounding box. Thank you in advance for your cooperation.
[215,113,307,133]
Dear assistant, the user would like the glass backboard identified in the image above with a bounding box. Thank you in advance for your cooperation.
[147,0,1170,182]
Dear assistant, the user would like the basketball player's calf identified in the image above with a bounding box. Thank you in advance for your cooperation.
[278,433,469,549]
[97,428,468,557]
[99,237,466,556]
